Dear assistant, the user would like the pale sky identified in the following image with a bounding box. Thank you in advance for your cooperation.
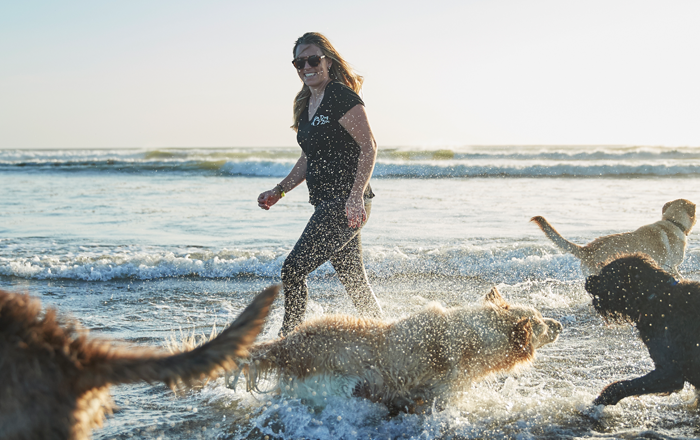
[2,1,700,149]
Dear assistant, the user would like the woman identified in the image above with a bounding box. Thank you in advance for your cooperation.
[257,32,382,336]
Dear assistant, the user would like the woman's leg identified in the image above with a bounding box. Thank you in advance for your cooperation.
[329,198,382,318]
[280,199,364,336]
[329,232,383,319]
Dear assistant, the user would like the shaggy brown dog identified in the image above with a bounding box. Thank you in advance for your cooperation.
[532,198,696,277]
[584,254,700,406]
[0,285,277,440]
[234,287,562,413]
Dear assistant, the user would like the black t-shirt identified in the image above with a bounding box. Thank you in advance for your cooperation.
[297,80,375,206]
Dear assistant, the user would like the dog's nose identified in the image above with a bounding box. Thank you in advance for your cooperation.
[549,319,563,335]
[543,318,563,342]
[585,275,599,294]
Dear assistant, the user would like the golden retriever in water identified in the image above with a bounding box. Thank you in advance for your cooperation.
[233,287,562,413]
[532,198,696,277]
[0,285,278,440]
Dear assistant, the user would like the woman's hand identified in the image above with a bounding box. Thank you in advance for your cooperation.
[258,189,281,210]
[258,153,306,210]
[345,193,366,228]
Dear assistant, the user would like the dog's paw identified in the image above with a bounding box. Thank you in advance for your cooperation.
[575,396,607,421]
[593,388,621,407]
[579,402,607,420]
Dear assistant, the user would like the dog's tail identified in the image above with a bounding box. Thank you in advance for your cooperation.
[75,285,279,392]
[530,216,585,257]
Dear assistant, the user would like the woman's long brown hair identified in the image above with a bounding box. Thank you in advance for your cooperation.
[291,32,364,132]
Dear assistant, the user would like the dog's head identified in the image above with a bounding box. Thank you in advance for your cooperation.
[484,287,563,349]
[584,253,678,323]
[662,198,696,235]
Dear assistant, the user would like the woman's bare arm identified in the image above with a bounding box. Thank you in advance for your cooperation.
[339,104,377,228]
[257,152,307,210]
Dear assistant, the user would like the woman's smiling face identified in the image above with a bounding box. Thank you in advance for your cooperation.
[294,43,332,89]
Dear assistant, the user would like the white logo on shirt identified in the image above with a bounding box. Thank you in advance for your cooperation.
[311,115,330,126]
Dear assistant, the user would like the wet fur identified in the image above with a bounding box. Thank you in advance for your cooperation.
[585,254,700,406]
[0,286,278,440]
[236,287,562,413]
[532,199,696,277]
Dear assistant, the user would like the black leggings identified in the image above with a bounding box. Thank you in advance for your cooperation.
[280,198,382,336]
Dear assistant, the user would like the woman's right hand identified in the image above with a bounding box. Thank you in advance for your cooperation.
[257,189,281,210]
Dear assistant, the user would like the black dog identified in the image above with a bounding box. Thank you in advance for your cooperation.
[584,253,700,406]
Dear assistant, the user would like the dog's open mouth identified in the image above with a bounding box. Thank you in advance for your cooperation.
[547,320,563,343]
[536,318,563,346]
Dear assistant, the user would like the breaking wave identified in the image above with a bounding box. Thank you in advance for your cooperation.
[3,242,699,283]
[3,146,700,178]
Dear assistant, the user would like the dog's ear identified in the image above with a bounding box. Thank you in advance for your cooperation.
[485,287,509,309]
[662,200,672,215]
[511,317,534,356]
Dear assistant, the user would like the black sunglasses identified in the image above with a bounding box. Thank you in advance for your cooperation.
[292,55,326,70]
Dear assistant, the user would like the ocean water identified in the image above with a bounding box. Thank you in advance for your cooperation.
[1,145,700,439]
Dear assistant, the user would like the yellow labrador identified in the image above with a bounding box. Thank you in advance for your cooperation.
[532,199,696,277]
